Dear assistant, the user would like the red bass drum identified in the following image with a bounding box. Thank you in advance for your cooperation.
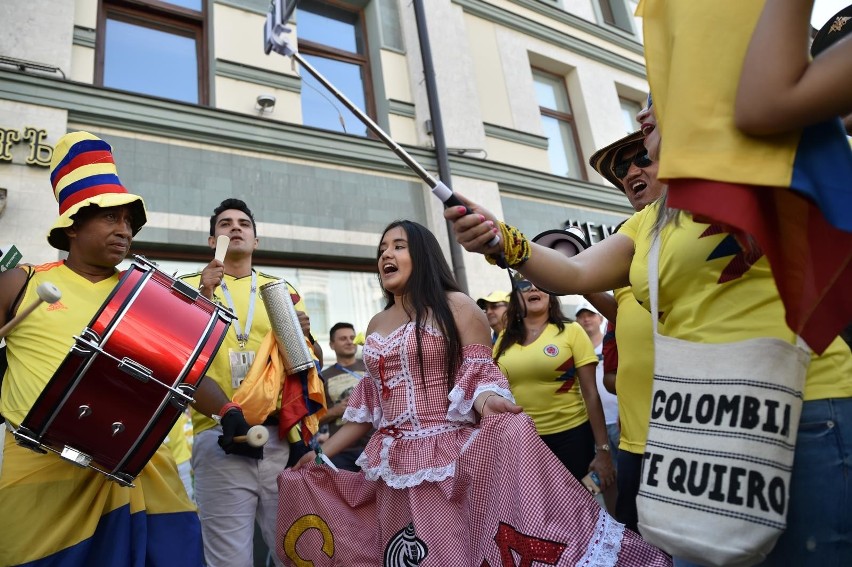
[14,256,233,486]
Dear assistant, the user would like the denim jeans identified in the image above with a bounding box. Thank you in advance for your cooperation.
[674,397,852,567]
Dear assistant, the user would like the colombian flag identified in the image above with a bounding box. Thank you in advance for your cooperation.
[0,434,202,566]
[640,0,852,353]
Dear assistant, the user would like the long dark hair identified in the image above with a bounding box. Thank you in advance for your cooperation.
[377,220,463,392]
[493,288,566,363]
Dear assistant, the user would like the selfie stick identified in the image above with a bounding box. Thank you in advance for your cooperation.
[264,1,499,247]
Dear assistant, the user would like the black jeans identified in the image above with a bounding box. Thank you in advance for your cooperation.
[539,420,595,482]
[616,450,642,533]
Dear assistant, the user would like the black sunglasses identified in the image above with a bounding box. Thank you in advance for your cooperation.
[516,280,534,292]
[612,149,652,180]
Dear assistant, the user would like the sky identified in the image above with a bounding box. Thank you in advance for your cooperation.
[812,0,850,28]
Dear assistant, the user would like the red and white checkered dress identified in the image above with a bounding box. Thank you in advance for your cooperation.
[277,323,670,567]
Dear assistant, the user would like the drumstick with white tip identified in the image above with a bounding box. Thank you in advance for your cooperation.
[214,235,230,263]
[0,282,62,339]
[233,425,270,447]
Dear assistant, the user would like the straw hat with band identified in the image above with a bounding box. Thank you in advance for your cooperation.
[588,130,645,190]
[811,5,852,57]
[48,131,147,251]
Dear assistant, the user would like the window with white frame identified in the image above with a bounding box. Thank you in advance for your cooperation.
[532,69,585,180]
[296,0,375,137]
[97,0,207,104]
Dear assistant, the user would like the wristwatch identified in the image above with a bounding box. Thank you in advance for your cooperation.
[595,443,611,452]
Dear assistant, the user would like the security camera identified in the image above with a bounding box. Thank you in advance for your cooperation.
[256,94,276,112]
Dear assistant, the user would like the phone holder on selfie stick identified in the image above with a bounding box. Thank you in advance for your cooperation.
[263,0,499,248]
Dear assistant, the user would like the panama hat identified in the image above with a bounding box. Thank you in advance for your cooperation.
[588,130,645,190]
[47,131,147,251]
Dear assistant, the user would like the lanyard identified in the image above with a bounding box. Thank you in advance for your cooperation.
[334,363,363,380]
[220,270,257,350]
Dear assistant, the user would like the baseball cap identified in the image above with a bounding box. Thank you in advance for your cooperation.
[476,291,510,309]
[574,300,600,317]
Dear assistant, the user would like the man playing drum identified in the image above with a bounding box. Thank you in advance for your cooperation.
[0,131,254,567]
[181,198,323,567]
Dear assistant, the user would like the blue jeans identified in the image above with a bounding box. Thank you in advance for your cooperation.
[674,397,852,567]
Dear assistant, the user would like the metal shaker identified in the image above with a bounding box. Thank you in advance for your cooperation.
[259,279,314,374]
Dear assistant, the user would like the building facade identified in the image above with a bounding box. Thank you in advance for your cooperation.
[0,0,647,342]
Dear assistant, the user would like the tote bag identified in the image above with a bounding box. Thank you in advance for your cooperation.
[636,234,810,567]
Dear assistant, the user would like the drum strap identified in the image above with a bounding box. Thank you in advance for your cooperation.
[1,265,34,423]
[6,265,34,322]
[220,270,257,349]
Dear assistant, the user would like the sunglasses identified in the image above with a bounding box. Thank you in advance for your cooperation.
[516,280,535,292]
[612,149,652,180]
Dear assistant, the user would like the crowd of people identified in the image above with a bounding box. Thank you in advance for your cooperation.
[0,1,850,566]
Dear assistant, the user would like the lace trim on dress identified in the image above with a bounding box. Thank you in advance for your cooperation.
[344,405,382,428]
[446,384,515,423]
[574,509,624,567]
[358,435,459,489]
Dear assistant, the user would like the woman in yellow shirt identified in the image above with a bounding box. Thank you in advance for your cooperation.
[494,280,615,490]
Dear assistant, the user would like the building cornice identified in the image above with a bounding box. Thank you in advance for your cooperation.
[215,59,301,92]
[507,0,643,55]
[0,70,631,213]
[452,0,646,78]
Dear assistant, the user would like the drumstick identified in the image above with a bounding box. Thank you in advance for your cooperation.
[0,282,62,338]
[233,425,270,447]
[214,235,230,263]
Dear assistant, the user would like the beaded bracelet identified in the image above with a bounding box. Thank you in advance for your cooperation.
[486,221,531,269]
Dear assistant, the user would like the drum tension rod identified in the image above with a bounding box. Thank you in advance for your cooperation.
[118,357,153,383]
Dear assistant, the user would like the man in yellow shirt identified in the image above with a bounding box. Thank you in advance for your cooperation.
[0,132,248,566]
[181,198,321,567]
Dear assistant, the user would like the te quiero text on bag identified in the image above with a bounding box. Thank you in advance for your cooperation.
[642,390,797,518]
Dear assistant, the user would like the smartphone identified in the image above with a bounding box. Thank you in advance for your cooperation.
[581,471,601,495]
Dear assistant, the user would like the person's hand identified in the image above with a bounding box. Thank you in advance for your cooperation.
[292,450,317,471]
[476,392,523,417]
[442,193,502,256]
[328,397,349,419]
[296,310,311,337]
[589,451,615,490]
[199,259,224,299]
[218,408,263,459]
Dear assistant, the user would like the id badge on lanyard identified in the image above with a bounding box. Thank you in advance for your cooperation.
[229,349,256,389]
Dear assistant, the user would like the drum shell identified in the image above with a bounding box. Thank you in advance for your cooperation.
[259,279,314,374]
[19,259,232,482]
